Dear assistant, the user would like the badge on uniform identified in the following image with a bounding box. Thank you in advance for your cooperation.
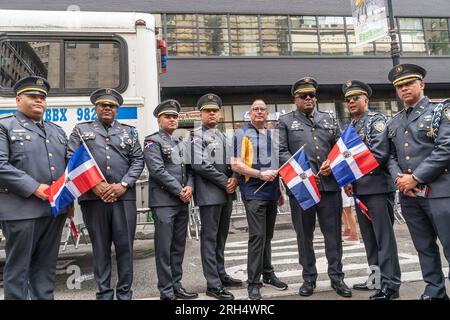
[291,120,302,130]
[445,107,450,121]
[372,121,386,133]
[144,140,154,151]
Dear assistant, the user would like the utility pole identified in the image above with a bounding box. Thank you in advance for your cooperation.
[386,0,400,66]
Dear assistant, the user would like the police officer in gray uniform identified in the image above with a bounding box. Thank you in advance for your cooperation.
[144,99,198,300]
[278,77,352,298]
[386,64,450,300]
[68,88,144,300]
[342,80,401,300]
[0,76,70,300]
[191,93,241,300]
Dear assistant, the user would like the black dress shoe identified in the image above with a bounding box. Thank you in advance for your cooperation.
[174,287,199,299]
[370,287,399,300]
[353,282,372,291]
[331,280,352,298]
[220,274,243,287]
[160,295,176,300]
[206,286,234,300]
[419,294,450,300]
[299,280,316,297]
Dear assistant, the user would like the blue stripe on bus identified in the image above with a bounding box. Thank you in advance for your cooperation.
[117,106,138,120]
[0,106,138,120]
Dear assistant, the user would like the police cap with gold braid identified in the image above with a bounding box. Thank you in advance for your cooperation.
[291,77,318,96]
[388,63,426,87]
[342,80,372,98]
[13,76,50,96]
[197,93,222,111]
[153,99,181,117]
[90,88,123,107]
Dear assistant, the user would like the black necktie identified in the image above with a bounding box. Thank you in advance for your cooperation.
[36,122,45,134]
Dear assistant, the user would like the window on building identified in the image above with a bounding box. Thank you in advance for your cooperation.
[399,18,427,55]
[260,16,289,56]
[290,16,319,55]
[166,14,198,56]
[318,16,347,55]
[198,15,230,56]
[424,18,450,55]
[230,15,260,56]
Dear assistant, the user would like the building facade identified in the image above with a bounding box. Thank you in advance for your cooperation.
[1,0,450,128]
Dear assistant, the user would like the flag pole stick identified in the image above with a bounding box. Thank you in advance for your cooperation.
[75,128,106,181]
[253,145,306,194]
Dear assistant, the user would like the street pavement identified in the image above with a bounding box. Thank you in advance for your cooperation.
[0,212,448,300]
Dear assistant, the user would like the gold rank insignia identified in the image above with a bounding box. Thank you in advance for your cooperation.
[373,121,386,133]
[304,77,310,83]
[208,95,213,100]
[445,107,450,121]
[36,79,44,85]
[346,80,352,87]
[106,88,112,95]
[25,135,31,140]
[396,65,403,73]
[170,101,175,106]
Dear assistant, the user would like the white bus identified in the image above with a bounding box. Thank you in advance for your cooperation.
[0,9,165,233]
[0,9,163,136]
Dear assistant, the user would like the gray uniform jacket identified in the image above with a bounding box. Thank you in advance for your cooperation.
[191,126,238,206]
[0,111,68,220]
[144,129,194,207]
[68,119,144,202]
[351,110,396,195]
[278,109,341,192]
[387,96,450,198]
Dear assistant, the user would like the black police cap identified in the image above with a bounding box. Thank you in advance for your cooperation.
[388,63,426,87]
[153,99,181,117]
[13,76,50,96]
[196,93,222,111]
[291,77,318,97]
[90,88,123,107]
[342,80,372,98]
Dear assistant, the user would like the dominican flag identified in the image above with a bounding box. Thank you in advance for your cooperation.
[279,147,321,210]
[327,125,379,187]
[45,143,104,216]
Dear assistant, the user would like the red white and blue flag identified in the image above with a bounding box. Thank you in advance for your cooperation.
[45,143,104,216]
[327,125,379,187]
[279,147,321,210]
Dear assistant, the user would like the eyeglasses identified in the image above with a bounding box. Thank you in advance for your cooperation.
[345,95,361,103]
[251,107,268,112]
[296,93,316,100]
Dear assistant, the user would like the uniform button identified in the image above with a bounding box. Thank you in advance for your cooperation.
[315,146,319,150]
[407,169,412,173]
[404,143,409,147]
[106,146,110,150]
[316,156,321,160]
[405,156,411,160]
[48,152,53,157]
[312,128,315,132]
[5,188,8,192]
[313,137,317,140]
[105,138,110,142]
[404,130,408,135]
[445,169,448,173]
[107,166,111,170]
[46,139,50,144]
[106,155,111,160]
[370,171,373,174]
[51,166,55,171]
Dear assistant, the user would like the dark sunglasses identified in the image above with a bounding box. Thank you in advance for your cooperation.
[345,95,362,103]
[297,93,316,100]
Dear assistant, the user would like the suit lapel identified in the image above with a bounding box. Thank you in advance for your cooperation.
[14,112,46,138]
[91,119,108,137]
[293,110,313,127]
[407,97,429,125]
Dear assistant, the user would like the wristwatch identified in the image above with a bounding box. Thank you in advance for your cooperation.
[121,181,129,188]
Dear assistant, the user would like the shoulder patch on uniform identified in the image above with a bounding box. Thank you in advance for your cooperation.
[144,139,155,150]
[444,106,450,121]
[368,111,379,116]
[372,120,386,133]
[0,113,14,120]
